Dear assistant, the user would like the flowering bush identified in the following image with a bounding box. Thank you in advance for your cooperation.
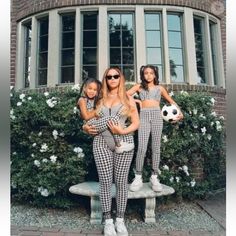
[11,86,225,208]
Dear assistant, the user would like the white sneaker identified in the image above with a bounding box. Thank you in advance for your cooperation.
[129,174,143,192]
[150,175,163,192]
[115,218,128,236]
[115,141,134,154]
[104,219,117,236]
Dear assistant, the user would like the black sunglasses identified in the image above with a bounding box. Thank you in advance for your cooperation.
[106,74,120,80]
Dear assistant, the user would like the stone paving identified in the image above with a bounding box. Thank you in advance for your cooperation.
[11,192,226,236]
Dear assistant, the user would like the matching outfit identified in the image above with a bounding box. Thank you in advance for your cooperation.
[92,104,134,219]
[136,86,163,175]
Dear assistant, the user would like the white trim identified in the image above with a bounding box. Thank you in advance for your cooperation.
[98,6,108,81]
[162,8,170,84]
[74,8,81,85]
[47,10,60,87]
[30,16,38,89]
[135,5,146,82]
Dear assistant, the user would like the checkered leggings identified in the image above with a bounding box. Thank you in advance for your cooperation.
[93,134,134,219]
[136,107,163,175]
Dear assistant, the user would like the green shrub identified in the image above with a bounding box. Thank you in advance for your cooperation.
[10,86,225,208]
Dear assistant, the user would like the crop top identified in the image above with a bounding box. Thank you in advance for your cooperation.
[139,86,161,101]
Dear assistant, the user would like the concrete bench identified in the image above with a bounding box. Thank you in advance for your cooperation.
[69,181,175,224]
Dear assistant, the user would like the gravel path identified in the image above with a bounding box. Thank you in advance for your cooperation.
[11,201,223,232]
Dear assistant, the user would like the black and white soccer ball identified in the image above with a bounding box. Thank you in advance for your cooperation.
[161,104,180,122]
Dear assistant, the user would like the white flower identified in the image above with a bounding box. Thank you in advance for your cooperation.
[52,130,58,139]
[40,143,48,152]
[182,165,189,176]
[219,116,225,120]
[170,176,174,183]
[201,127,207,135]
[210,122,214,127]
[46,98,58,108]
[42,158,48,163]
[193,124,198,129]
[34,160,40,167]
[211,112,217,117]
[31,154,35,157]
[32,143,37,147]
[10,86,14,90]
[175,176,180,183]
[10,93,13,97]
[12,152,17,155]
[17,102,22,106]
[199,114,206,119]
[178,167,183,170]
[162,135,168,143]
[193,108,198,115]
[44,92,49,97]
[10,109,16,120]
[41,188,49,197]
[77,153,85,158]
[216,124,222,131]
[59,132,65,137]
[169,91,174,97]
[19,94,26,100]
[73,106,78,114]
[190,179,196,187]
[50,155,57,163]
[210,97,215,105]
[71,84,80,91]
[207,134,212,140]
[28,96,32,100]
[163,165,169,171]
[73,147,83,153]
[180,90,189,96]
[38,132,42,136]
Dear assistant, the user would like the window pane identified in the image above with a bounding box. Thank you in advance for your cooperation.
[170,65,184,82]
[123,66,135,82]
[110,30,121,47]
[147,48,162,65]
[62,50,74,66]
[109,14,121,31]
[121,14,133,31]
[123,48,134,64]
[83,48,97,64]
[157,65,163,82]
[169,49,183,65]
[110,48,121,64]
[122,30,133,47]
[40,18,48,35]
[62,32,75,48]
[62,14,75,31]
[197,67,205,83]
[167,15,181,31]
[38,69,47,85]
[145,14,160,30]
[83,31,97,47]
[168,31,182,48]
[83,13,97,30]
[39,35,48,52]
[194,18,202,34]
[61,67,74,83]
[146,31,161,47]
[38,52,48,68]
[82,66,97,80]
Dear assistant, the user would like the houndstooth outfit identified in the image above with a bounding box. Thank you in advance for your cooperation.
[135,86,163,175]
[92,104,134,219]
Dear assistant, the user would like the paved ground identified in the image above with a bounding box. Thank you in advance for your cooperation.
[11,192,226,236]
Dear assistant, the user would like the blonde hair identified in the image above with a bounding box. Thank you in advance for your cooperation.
[96,67,132,117]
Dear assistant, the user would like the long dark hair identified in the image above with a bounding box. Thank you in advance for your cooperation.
[140,65,159,90]
[76,78,102,109]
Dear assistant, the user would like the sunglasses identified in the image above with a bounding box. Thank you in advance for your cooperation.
[106,74,120,80]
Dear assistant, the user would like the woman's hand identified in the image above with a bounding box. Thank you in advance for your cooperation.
[107,120,124,135]
[171,111,184,123]
[82,124,98,135]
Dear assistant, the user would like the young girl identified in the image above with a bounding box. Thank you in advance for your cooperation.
[127,65,183,192]
[77,78,134,154]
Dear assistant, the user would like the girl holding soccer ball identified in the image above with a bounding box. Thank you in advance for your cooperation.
[127,65,183,192]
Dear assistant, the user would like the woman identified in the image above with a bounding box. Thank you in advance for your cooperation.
[83,67,140,236]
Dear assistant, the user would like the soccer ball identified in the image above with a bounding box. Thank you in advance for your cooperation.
[161,104,180,122]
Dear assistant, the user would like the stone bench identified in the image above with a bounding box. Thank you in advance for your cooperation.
[69,181,175,224]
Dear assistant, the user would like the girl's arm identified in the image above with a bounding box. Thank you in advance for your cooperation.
[77,98,96,121]
[107,96,140,135]
[126,84,141,96]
